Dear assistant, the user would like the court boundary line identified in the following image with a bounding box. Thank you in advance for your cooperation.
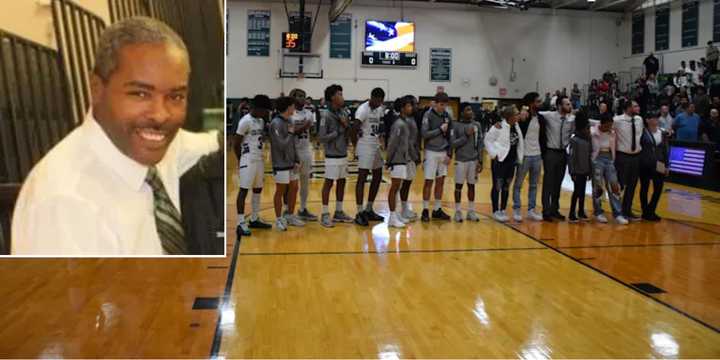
[235,201,720,237]
[666,217,720,228]
[628,206,720,237]
[501,222,720,334]
[238,204,720,252]
[209,234,242,358]
[234,241,719,257]
[665,218,720,236]
[237,246,547,256]
[556,241,720,250]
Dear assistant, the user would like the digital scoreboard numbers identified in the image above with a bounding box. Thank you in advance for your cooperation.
[282,32,302,50]
[361,51,417,67]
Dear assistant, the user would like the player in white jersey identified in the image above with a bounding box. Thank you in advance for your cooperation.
[235,95,272,237]
[351,88,386,226]
[284,89,318,221]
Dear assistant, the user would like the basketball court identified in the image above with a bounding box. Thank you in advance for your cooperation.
[0,0,719,358]
[219,148,720,358]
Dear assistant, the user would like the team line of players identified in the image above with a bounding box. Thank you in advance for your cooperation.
[236,86,545,235]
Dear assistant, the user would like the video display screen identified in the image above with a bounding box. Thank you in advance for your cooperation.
[365,21,415,52]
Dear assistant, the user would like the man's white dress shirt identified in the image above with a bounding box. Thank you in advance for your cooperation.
[11,111,219,256]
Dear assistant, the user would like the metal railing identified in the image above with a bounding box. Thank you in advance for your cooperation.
[0,30,75,252]
[109,0,151,22]
[51,0,107,126]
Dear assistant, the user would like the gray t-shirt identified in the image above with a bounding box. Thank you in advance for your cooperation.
[524,115,542,156]
[269,115,297,170]
[450,120,482,162]
[422,108,451,152]
[318,107,349,158]
[406,116,421,163]
[386,118,410,165]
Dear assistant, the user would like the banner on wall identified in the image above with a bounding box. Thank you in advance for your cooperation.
[330,14,352,59]
[430,48,452,82]
[247,10,270,56]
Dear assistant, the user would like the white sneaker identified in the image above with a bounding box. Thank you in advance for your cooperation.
[493,211,507,223]
[500,211,510,222]
[398,213,411,224]
[388,213,406,228]
[275,218,287,231]
[454,211,464,222]
[513,209,523,222]
[285,214,305,227]
[615,216,629,225]
[595,214,608,223]
[528,209,543,221]
[466,210,481,222]
[402,208,418,221]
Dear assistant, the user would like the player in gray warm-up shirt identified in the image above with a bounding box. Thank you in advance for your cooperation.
[317,84,354,228]
[287,88,317,222]
[399,95,421,221]
[450,103,483,223]
[386,96,415,228]
[269,97,303,231]
[420,92,453,222]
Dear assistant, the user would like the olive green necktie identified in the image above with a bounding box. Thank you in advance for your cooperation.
[145,166,187,255]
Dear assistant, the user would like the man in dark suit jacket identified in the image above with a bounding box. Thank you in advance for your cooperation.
[180,141,224,255]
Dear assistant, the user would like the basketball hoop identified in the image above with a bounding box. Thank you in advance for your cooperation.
[280,53,323,79]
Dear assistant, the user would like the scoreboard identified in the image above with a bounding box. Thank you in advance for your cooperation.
[282,32,302,50]
[361,51,417,67]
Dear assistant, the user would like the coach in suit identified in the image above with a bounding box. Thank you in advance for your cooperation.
[11,17,220,256]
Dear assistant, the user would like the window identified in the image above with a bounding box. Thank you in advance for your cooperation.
[632,12,645,55]
[714,0,720,42]
[640,0,670,9]
[682,0,699,48]
[656,5,670,51]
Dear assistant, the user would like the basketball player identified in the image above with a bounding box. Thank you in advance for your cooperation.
[450,103,483,222]
[400,95,422,221]
[387,95,420,223]
[420,92,452,222]
[270,96,304,231]
[318,84,354,227]
[287,88,318,221]
[235,95,273,237]
[385,96,414,228]
[352,88,386,226]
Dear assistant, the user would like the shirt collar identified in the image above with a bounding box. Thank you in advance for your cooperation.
[431,108,446,117]
[85,109,149,192]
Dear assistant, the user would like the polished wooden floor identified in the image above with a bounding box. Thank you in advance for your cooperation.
[220,148,720,358]
[0,146,718,358]
[0,256,234,357]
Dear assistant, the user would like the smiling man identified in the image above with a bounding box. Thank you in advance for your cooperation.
[11,17,219,256]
